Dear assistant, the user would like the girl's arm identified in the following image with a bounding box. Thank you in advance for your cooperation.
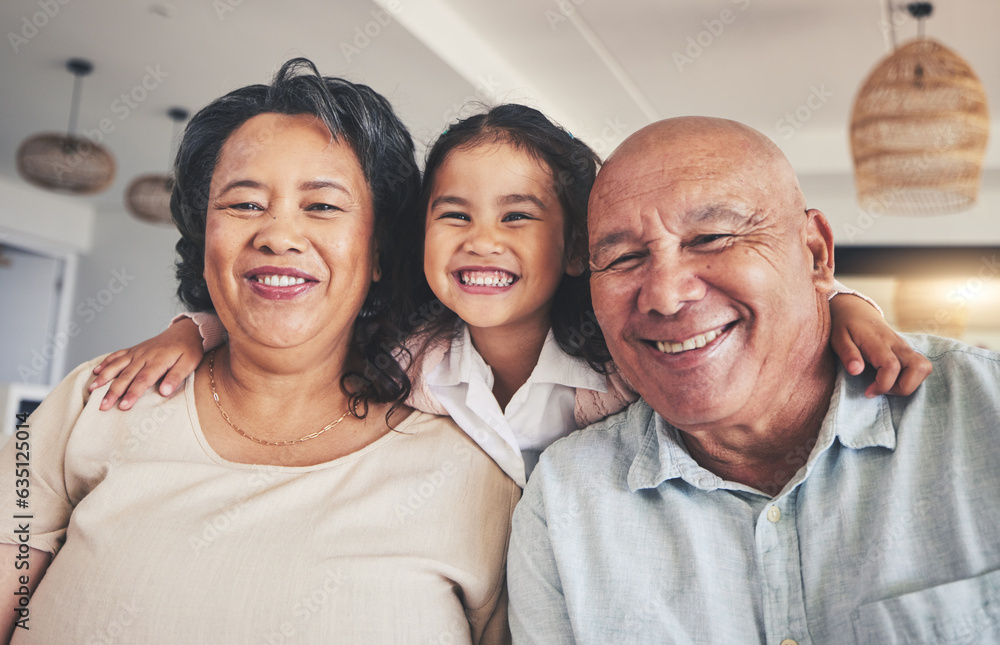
[829,290,932,398]
[90,312,223,411]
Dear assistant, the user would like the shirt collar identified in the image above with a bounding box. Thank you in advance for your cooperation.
[627,366,898,493]
[425,323,607,393]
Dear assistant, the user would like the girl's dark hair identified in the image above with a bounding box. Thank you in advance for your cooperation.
[399,103,613,370]
[171,57,421,415]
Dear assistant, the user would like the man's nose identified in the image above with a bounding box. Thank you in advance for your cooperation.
[636,254,707,316]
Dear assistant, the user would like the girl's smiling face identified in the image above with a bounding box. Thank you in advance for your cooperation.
[423,141,583,338]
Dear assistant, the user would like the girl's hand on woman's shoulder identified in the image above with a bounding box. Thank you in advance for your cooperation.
[90,317,205,411]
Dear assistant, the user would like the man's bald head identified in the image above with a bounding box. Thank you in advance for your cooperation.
[595,117,807,222]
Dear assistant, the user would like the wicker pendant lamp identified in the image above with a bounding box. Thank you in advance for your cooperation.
[16,58,116,195]
[850,2,989,216]
[124,107,188,225]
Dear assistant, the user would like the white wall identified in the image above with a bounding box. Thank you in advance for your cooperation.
[0,176,95,253]
[63,206,184,375]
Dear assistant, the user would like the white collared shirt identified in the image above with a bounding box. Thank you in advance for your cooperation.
[426,324,607,487]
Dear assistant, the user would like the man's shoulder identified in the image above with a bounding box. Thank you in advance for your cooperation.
[533,399,656,481]
[904,333,1000,384]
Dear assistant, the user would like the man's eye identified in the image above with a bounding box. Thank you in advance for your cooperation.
[597,253,644,272]
[690,234,733,247]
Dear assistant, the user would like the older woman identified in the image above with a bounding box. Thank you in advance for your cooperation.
[0,59,518,644]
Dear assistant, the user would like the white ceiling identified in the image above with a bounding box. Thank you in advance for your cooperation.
[1,0,998,217]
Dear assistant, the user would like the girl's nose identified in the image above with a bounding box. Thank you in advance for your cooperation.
[464,224,504,256]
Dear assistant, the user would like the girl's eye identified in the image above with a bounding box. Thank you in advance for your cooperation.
[501,212,537,223]
[437,211,470,222]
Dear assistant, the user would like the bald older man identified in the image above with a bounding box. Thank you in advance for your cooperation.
[508,117,1000,644]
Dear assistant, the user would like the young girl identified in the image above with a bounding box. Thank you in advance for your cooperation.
[92,104,931,487]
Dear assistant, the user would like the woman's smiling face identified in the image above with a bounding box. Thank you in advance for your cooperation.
[203,112,378,351]
[422,142,582,339]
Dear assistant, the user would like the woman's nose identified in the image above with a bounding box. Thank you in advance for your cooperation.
[252,203,308,255]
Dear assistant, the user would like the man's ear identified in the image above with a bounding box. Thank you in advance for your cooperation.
[805,208,835,293]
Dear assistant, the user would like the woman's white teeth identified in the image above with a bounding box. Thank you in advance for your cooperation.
[655,328,721,354]
[257,275,306,287]
[460,271,515,287]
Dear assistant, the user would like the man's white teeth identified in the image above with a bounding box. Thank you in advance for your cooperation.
[460,271,515,287]
[257,275,306,287]
[655,328,721,354]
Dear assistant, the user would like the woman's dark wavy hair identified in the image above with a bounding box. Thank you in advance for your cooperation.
[399,104,613,371]
[171,57,421,415]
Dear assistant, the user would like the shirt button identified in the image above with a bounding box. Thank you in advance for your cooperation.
[780,640,798,645]
[767,505,781,523]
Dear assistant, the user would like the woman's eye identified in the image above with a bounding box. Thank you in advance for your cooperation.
[306,203,342,213]
[230,202,262,211]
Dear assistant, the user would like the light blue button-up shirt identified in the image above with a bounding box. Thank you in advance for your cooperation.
[509,335,1000,644]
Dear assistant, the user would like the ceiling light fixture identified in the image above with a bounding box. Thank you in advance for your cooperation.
[16,58,117,195]
[124,107,188,225]
[849,2,990,215]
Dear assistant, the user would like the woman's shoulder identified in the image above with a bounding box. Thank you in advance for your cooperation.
[391,410,519,483]
[32,355,108,418]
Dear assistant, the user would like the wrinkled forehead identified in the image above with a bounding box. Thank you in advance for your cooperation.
[589,129,801,236]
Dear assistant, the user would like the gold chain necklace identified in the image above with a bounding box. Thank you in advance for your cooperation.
[208,349,351,446]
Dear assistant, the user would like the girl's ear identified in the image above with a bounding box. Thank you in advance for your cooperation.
[565,254,586,277]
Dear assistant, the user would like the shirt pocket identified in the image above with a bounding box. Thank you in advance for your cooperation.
[851,568,1000,644]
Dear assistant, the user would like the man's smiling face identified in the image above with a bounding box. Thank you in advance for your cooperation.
[588,117,835,431]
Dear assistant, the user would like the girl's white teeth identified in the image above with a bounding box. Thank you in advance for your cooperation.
[257,275,306,287]
[655,328,722,354]
[460,271,515,287]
